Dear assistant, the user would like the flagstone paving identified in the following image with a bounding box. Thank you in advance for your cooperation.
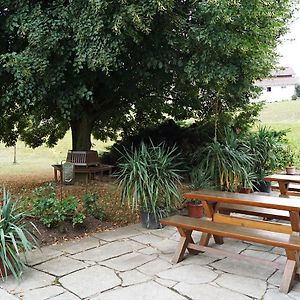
[1,224,300,299]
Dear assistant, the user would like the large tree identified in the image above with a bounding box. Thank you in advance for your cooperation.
[0,0,295,150]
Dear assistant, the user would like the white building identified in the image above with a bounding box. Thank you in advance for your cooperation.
[254,67,299,102]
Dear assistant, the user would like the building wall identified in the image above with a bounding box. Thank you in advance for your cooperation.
[256,85,295,102]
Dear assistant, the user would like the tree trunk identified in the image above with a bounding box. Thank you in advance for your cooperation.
[70,114,94,151]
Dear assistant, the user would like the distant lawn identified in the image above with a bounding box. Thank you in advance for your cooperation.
[0,131,113,176]
[258,99,300,150]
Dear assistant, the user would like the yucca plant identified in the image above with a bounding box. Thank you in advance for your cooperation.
[195,129,254,192]
[116,142,182,227]
[0,188,40,280]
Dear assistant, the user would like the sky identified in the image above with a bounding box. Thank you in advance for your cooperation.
[277,9,300,76]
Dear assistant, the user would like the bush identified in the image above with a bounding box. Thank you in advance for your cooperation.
[32,184,85,229]
[82,193,105,221]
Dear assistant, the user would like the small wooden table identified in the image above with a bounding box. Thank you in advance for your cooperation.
[264,174,300,196]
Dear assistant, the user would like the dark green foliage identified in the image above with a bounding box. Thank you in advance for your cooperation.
[246,126,289,181]
[295,84,300,98]
[116,142,182,215]
[0,188,40,280]
[0,1,294,150]
[32,184,85,229]
[82,193,105,221]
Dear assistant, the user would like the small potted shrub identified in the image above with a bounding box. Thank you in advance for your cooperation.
[116,142,182,229]
[239,171,256,194]
[0,188,40,280]
[186,200,203,218]
[284,147,296,175]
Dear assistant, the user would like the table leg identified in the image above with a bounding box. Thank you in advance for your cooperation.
[53,168,58,182]
[279,181,289,196]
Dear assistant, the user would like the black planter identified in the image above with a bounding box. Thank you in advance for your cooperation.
[253,181,271,193]
[140,211,164,229]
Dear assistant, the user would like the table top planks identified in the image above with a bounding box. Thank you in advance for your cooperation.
[264,174,300,184]
[183,190,300,212]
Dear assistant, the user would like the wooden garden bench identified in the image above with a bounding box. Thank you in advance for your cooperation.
[160,190,300,294]
[52,150,113,182]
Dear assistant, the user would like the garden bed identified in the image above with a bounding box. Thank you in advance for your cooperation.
[0,172,139,247]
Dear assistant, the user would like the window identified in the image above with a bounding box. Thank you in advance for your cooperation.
[267,87,271,92]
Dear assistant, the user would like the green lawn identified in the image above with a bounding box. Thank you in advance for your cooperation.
[258,99,300,150]
[0,131,113,176]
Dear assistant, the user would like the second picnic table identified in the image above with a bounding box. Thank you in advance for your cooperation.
[264,174,300,196]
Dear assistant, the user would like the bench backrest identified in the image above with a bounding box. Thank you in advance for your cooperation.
[66,150,99,166]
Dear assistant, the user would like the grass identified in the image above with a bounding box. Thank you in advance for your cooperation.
[258,99,300,150]
[0,131,113,176]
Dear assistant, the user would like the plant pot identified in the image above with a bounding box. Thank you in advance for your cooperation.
[286,166,296,175]
[140,211,163,229]
[253,181,271,193]
[187,201,203,218]
[239,187,252,194]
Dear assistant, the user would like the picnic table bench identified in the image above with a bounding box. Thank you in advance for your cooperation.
[264,174,300,196]
[52,150,113,183]
[161,190,300,294]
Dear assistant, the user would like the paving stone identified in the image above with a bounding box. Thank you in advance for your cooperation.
[157,265,218,284]
[137,258,172,276]
[211,257,276,280]
[71,240,144,262]
[274,255,287,264]
[119,269,151,286]
[0,289,19,300]
[138,246,160,255]
[213,238,249,253]
[49,291,81,300]
[92,224,142,242]
[49,236,101,254]
[18,285,65,300]
[0,268,55,294]
[263,288,291,300]
[241,249,279,261]
[158,253,174,263]
[155,278,177,288]
[216,273,267,298]
[150,239,179,254]
[34,256,89,276]
[21,246,63,266]
[130,233,165,245]
[93,281,186,300]
[247,242,274,252]
[271,247,286,255]
[59,265,121,298]
[174,282,251,300]
[178,253,218,266]
[150,227,177,239]
[101,252,155,271]
[268,270,282,287]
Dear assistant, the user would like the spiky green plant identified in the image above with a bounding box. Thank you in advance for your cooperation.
[116,142,182,216]
[0,188,40,280]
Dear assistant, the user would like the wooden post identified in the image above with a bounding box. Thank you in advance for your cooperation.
[13,145,17,164]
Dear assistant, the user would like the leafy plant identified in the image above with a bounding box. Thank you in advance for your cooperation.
[247,126,288,180]
[195,129,254,192]
[32,184,84,229]
[190,167,215,190]
[0,188,40,280]
[82,193,105,221]
[116,142,182,216]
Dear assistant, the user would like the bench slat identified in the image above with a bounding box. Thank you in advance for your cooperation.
[161,215,300,250]
[217,203,290,221]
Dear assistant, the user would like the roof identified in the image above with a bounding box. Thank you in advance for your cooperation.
[271,67,296,77]
[256,76,299,87]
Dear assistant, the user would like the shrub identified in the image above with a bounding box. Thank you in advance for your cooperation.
[82,193,105,221]
[32,184,85,230]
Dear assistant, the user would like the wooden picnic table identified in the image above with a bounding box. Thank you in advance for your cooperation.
[161,190,300,293]
[264,174,300,196]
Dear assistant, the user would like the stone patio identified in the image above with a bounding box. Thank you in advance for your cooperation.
[1,224,300,300]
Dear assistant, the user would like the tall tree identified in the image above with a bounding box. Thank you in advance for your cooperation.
[0,0,295,150]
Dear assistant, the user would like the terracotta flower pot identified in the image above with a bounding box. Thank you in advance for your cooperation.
[286,167,296,175]
[187,201,203,218]
[239,187,252,194]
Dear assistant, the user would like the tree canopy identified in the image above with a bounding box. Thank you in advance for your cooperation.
[0,0,295,150]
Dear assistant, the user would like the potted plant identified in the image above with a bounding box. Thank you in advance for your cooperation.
[194,129,254,192]
[247,126,287,193]
[238,171,256,194]
[116,142,182,229]
[284,146,296,175]
[0,188,40,280]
